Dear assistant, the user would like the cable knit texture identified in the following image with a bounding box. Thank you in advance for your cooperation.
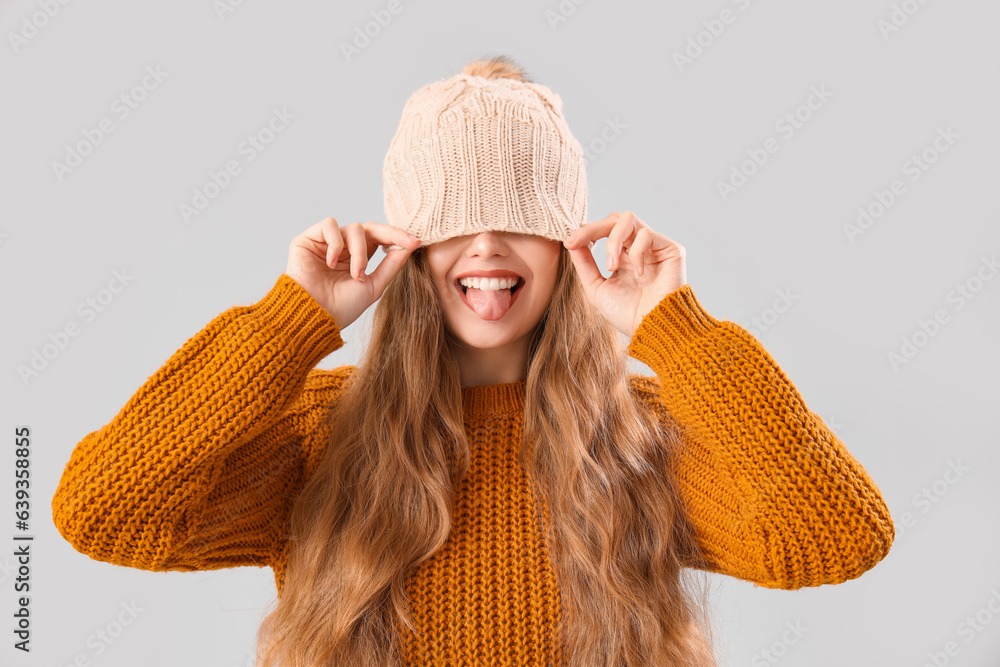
[52,273,895,665]
[382,72,588,248]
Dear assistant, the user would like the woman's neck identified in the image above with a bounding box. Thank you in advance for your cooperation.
[456,332,531,387]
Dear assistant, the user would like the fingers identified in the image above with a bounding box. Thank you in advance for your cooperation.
[629,227,653,277]
[291,218,420,312]
[565,245,605,300]
[366,241,414,297]
[302,217,420,275]
[293,217,342,266]
[320,217,343,268]
[350,221,422,284]
[564,213,618,250]
[342,223,369,281]
[562,210,662,304]
[324,219,419,284]
[605,211,638,272]
[361,223,420,296]
[564,211,645,271]
[361,221,421,258]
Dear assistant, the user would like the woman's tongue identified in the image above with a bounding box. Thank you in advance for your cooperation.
[465,286,513,321]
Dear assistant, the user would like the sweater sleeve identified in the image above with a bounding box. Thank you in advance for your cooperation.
[627,284,895,590]
[51,273,348,574]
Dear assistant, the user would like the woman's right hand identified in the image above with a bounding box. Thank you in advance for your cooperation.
[284,217,422,330]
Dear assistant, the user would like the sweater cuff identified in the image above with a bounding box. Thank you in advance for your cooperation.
[626,284,723,372]
[248,273,345,368]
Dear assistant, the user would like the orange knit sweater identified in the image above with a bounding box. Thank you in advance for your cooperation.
[51,273,894,665]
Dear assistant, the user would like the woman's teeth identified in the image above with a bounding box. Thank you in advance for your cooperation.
[458,277,519,291]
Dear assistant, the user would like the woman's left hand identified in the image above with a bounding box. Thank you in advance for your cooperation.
[563,211,688,338]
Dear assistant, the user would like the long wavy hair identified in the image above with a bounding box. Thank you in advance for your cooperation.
[254,56,719,666]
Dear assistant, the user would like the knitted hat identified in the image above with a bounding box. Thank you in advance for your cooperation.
[382,57,588,249]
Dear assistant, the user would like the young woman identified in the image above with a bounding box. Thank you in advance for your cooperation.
[52,56,894,666]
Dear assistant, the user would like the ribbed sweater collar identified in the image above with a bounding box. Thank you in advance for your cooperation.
[461,380,526,419]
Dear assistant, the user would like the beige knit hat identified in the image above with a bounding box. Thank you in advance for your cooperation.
[382,57,588,249]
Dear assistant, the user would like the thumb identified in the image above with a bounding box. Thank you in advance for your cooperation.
[367,246,414,298]
[566,245,605,303]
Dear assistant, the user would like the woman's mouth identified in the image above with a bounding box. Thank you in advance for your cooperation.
[455,276,524,321]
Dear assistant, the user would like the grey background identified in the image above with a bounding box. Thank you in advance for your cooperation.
[2,0,999,665]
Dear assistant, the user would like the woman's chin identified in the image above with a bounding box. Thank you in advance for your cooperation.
[444,311,537,349]
[447,325,519,349]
